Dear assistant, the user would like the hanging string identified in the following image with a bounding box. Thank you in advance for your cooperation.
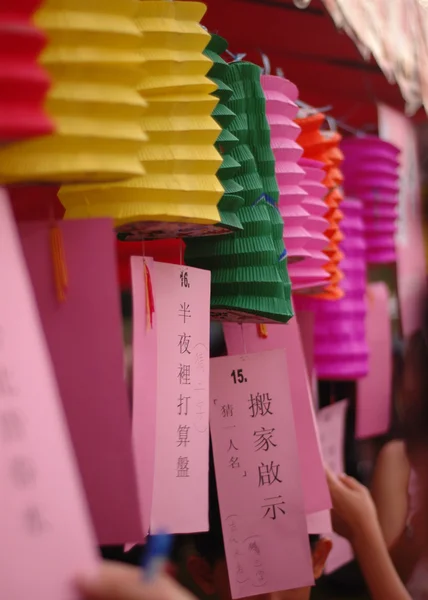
[143,259,155,331]
[141,241,154,331]
[240,323,247,354]
[329,382,336,405]
[50,223,68,303]
[225,49,246,63]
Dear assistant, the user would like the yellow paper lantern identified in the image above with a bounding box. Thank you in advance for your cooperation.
[59,1,226,240]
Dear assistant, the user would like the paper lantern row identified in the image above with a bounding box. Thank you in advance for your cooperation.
[0,1,235,240]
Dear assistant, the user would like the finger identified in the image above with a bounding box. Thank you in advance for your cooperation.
[76,563,141,600]
[338,473,363,492]
[325,467,342,492]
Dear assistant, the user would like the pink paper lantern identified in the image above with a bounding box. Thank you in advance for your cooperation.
[262,74,311,263]
[341,136,400,265]
[289,158,329,291]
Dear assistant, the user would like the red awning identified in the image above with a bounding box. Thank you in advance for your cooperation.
[201,0,425,128]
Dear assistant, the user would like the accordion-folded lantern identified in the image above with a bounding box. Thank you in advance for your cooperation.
[0,0,146,183]
[261,75,311,263]
[341,136,400,264]
[0,0,53,141]
[296,198,369,380]
[60,1,228,240]
[203,33,244,232]
[295,112,345,299]
[292,158,330,292]
[185,62,293,323]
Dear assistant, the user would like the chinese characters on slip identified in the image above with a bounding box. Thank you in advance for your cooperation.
[0,192,97,598]
[150,263,211,533]
[19,219,141,546]
[223,322,331,519]
[316,400,353,574]
[210,350,313,600]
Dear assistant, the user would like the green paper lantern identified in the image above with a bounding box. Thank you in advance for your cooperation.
[185,61,293,323]
[203,34,244,232]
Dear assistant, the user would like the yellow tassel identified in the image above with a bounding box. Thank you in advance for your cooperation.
[50,225,68,302]
[257,324,268,338]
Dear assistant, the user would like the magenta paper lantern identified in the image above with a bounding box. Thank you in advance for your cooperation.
[341,136,400,265]
[262,74,311,263]
[295,198,369,380]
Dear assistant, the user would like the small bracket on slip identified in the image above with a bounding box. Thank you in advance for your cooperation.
[276,67,285,78]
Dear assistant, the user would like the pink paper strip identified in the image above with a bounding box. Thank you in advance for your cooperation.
[0,192,97,598]
[356,283,392,439]
[150,263,211,533]
[378,104,426,337]
[131,256,157,537]
[210,350,314,599]
[316,400,353,574]
[19,219,142,545]
[223,322,330,516]
[306,510,332,534]
[295,311,315,382]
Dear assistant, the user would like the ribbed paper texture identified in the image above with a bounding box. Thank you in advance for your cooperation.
[262,75,311,268]
[59,1,226,239]
[342,136,400,264]
[295,113,345,299]
[186,62,293,323]
[0,0,146,183]
[0,1,53,142]
[291,158,329,292]
[204,33,243,232]
[296,198,369,380]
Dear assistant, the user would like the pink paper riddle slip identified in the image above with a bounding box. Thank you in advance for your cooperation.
[295,310,315,382]
[356,283,392,439]
[210,350,313,599]
[147,263,211,533]
[19,219,142,545]
[378,104,426,337]
[0,191,97,599]
[317,400,353,574]
[223,321,330,517]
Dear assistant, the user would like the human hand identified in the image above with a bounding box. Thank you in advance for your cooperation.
[76,562,197,600]
[326,468,379,542]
